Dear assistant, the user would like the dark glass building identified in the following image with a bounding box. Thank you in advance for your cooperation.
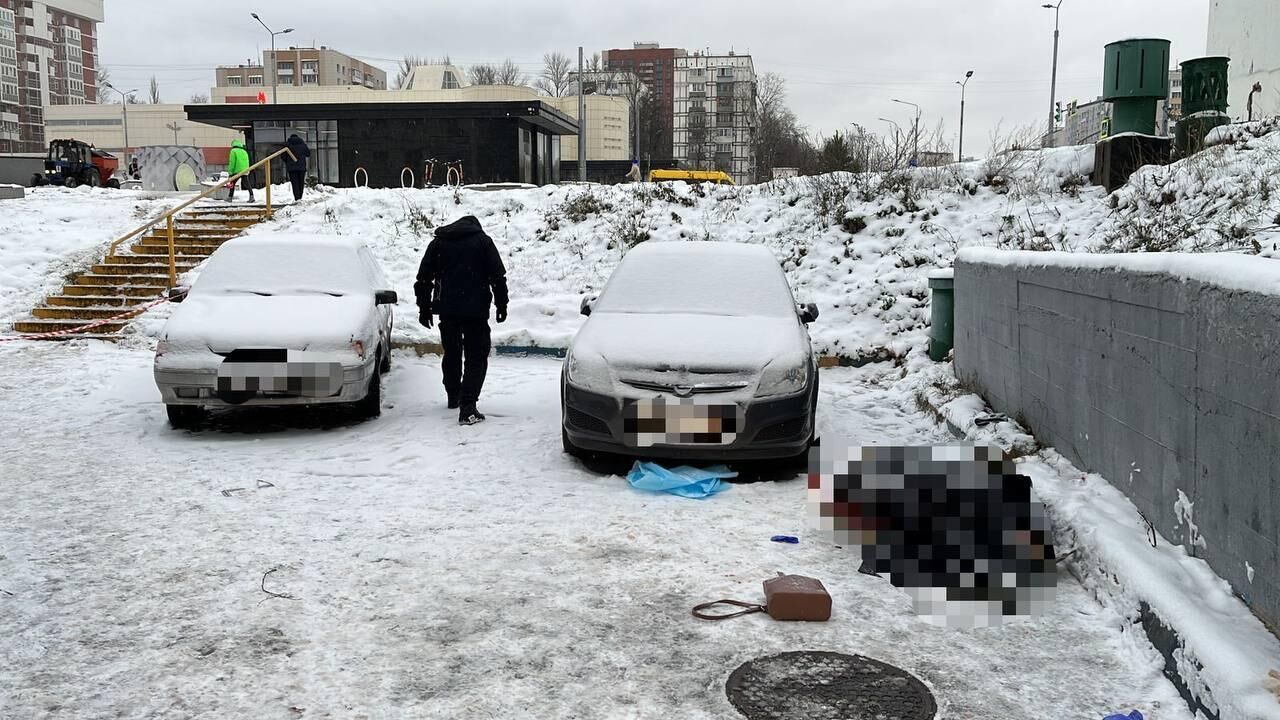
[185,100,578,188]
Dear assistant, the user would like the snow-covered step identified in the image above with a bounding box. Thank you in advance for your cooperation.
[45,295,154,308]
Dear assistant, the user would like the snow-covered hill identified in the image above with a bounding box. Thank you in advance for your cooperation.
[237,144,1102,359]
[13,120,1280,359]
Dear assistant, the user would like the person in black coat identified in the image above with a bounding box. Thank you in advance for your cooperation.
[284,133,311,201]
[414,216,509,425]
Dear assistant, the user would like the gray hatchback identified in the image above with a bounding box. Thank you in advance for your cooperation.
[561,241,819,462]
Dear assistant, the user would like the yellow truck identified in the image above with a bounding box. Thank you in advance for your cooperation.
[647,169,736,185]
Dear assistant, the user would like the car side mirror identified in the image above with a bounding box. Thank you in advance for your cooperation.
[167,287,189,304]
[375,290,398,306]
[580,295,597,317]
[799,303,819,324]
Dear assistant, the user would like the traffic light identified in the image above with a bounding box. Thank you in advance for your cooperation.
[1054,102,1064,124]
[1068,100,1078,118]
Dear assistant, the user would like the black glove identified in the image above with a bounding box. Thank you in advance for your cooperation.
[419,309,434,329]
[496,306,508,324]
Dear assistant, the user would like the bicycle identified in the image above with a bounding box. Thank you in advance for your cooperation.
[445,160,464,188]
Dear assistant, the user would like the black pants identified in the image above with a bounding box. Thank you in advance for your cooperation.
[438,316,491,407]
[227,174,254,201]
[289,170,305,201]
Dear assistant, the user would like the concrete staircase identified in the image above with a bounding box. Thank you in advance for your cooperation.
[11,205,271,339]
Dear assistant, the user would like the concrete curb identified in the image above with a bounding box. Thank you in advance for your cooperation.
[922,385,1226,720]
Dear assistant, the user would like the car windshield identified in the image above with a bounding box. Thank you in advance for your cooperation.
[191,243,368,298]
[591,244,796,317]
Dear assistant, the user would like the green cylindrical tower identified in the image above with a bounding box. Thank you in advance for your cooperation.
[1102,39,1172,135]
[1177,56,1231,156]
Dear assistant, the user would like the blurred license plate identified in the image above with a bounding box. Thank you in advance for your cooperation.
[624,398,740,447]
[216,361,343,396]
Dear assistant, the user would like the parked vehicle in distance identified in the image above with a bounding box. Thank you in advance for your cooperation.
[32,139,121,189]
[153,234,397,428]
[647,169,736,186]
[562,241,819,462]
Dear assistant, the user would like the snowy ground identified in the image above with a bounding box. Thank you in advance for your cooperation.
[0,342,1192,719]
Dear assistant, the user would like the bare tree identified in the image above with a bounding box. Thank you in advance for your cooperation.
[468,63,498,86]
[95,66,109,89]
[534,51,573,97]
[189,92,210,104]
[148,76,161,104]
[495,58,527,86]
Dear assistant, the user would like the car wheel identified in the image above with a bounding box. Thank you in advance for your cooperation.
[358,365,382,419]
[64,175,79,189]
[166,404,205,429]
[106,178,121,189]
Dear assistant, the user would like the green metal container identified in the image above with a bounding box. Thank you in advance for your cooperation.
[1176,56,1231,156]
[928,271,955,362]
[1180,56,1230,117]
[1103,39,1172,135]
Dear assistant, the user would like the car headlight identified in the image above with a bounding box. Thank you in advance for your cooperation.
[565,348,611,392]
[756,359,809,398]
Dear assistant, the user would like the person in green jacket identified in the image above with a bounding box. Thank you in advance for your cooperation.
[225,139,254,203]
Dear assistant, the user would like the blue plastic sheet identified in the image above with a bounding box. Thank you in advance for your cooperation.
[626,461,736,499]
[1103,712,1144,720]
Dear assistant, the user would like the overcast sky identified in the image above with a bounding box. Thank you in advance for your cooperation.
[99,0,1210,156]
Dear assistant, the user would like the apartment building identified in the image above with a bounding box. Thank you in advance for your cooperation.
[215,46,385,101]
[672,50,757,185]
[0,0,103,152]
[602,43,685,160]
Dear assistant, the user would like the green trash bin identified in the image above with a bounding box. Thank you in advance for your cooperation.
[928,269,955,362]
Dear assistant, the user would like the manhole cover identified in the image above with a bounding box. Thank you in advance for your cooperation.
[726,651,937,720]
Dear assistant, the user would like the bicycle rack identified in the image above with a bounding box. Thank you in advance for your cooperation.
[401,167,416,189]
[353,167,369,188]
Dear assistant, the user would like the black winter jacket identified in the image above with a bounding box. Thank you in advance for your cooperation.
[284,134,311,173]
[414,216,509,318]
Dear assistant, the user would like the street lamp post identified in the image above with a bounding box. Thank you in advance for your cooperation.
[892,98,922,165]
[1044,1,1065,148]
[251,13,294,105]
[165,121,182,145]
[957,70,974,163]
[102,83,137,159]
[878,117,903,162]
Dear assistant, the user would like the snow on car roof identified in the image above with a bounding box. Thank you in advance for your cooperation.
[218,233,369,251]
[193,234,375,297]
[593,241,796,317]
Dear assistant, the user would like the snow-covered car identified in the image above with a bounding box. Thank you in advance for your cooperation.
[153,234,398,428]
[561,241,820,462]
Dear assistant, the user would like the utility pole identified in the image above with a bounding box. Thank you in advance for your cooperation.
[578,46,586,182]
[892,99,921,165]
[251,13,294,105]
[957,70,974,163]
[165,121,182,144]
[103,83,136,159]
[1044,1,1065,148]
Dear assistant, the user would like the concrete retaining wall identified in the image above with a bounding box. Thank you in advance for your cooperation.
[0,154,43,186]
[954,252,1280,630]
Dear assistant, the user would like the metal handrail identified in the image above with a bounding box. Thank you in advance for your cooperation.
[106,146,297,289]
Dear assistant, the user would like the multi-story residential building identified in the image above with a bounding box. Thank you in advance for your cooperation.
[0,0,102,152]
[1208,0,1280,120]
[673,50,757,184]
[602,43,685,160]
[215,46,385,101]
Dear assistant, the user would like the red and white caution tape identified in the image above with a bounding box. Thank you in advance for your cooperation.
[1,295,172,342]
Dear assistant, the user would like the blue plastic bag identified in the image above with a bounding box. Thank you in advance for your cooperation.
[1103,712,1143,720]
[626,461,736,499]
